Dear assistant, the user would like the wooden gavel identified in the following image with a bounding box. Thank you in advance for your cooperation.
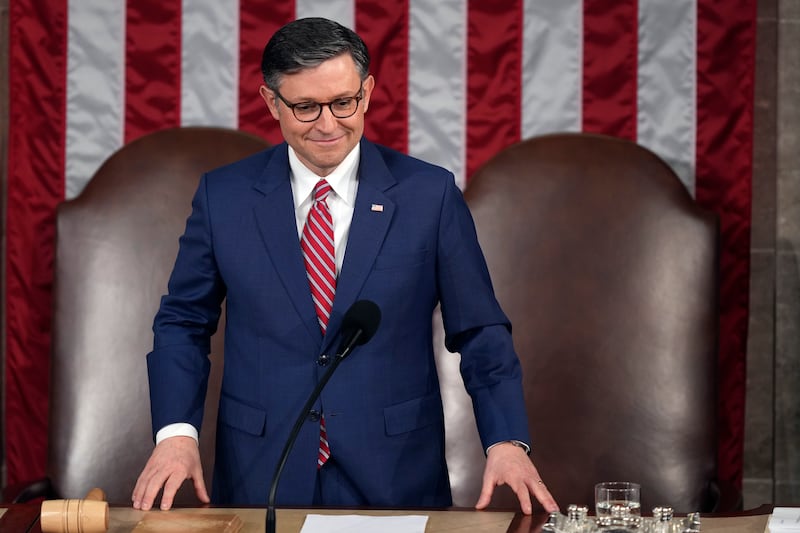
[40,487,109,533]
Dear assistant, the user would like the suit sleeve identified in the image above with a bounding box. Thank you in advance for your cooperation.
[147,174,226,439]
[435,177,532,451]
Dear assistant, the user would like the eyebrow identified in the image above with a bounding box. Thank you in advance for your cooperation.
[279,88,361,103]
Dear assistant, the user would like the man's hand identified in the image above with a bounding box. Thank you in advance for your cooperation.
[132,436,210,511]
[475,442,559,514]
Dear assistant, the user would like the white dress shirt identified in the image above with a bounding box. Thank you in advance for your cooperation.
[289,144,359,275]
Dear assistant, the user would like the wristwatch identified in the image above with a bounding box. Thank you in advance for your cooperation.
[509,440,531,454]
[487,440,531,455]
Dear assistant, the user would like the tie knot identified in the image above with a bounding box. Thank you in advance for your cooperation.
[313,180,332,203]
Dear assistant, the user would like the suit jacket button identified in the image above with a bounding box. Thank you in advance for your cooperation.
[308,409,321,422]
[317,354,330,366]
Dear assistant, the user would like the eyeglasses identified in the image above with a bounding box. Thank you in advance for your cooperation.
[274,85,364,122]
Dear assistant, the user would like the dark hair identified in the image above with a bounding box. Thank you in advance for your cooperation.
[260,17,370,90]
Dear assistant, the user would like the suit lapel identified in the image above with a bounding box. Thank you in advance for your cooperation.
[252,143,322,344]
[323,140,396,354]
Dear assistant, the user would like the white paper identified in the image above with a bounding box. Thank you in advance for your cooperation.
[300,513,429,533]
[769,507,800,532]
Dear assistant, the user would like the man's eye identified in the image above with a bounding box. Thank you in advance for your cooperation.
[333,99,353,109]
[294,103,318,112]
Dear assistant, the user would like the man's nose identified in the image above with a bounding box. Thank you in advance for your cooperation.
[315,105,338,131]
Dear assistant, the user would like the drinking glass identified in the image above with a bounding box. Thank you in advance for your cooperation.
[594,481,641,527]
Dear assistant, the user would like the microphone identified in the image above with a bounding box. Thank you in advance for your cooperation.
[335,299,381,358]
[266,300,381,533]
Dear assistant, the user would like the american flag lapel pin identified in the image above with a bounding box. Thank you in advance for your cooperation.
[371,204,384,212]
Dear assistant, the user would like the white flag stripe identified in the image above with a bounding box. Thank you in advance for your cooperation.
[408,0,468,188]
[58,2,702,200]
[636,0,697,193]
[65,0,126,199]
[181,0,240,128]
[521,0,583,138]
[296,0,355,29]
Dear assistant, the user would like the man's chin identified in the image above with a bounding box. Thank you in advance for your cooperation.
[307,153,348,174]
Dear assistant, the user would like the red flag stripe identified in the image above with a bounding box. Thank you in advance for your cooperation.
[694,0,756,488]
[6,0,69,486]
[124,0,182,143]
[356,0,409,153]
[582,0,638,139]
[465,0,523,180]
[238,0,294,144]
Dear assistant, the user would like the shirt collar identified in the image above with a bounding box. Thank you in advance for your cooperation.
[288,144,360,207]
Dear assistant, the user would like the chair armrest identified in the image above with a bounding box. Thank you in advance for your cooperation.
[3,477,59,503]
[706,479,743,513]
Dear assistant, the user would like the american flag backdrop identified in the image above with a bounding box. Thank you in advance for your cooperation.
[6,0,754,488]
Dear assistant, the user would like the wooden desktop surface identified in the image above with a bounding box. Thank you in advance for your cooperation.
[1,503,775,532]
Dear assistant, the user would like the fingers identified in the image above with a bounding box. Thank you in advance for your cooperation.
[529,478,559,513]
[131,437,205,511]
[513,482,534,515]
[524,465,559,513]
[133,461,176,511]
[159,463,210,510]
[475,474,552,515]
[159,472,186,511]
[474,478,496,510]
[474,471,533,514]
[479,443,560,514]
[133,462,171,511]
[192,467,211,504]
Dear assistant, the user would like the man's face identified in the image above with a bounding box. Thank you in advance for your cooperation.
[260,54,374,177]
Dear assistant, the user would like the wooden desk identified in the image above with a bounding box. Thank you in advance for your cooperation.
[0,503,40,532]
[3,504,774,533]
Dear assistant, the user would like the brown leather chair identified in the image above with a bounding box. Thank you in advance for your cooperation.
[12,127,268,504]
[437,132,735,514]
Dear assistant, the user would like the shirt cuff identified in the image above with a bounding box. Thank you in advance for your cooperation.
[155,423,199,445]
[486,440,531,455]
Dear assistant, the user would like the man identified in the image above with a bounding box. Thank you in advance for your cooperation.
[132,17,558,515]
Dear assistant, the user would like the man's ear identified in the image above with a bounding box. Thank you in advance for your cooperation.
[259,86,280,120]
[361,75,375,114]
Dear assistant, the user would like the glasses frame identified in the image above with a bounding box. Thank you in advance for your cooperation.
[274,84,365,123]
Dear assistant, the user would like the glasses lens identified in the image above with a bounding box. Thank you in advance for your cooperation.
[330,98,358,118]
[292,102,322,122]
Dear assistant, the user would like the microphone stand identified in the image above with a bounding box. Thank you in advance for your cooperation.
[265,329,364,533]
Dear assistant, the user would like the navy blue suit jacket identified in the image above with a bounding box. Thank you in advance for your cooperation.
[147,138,531,507]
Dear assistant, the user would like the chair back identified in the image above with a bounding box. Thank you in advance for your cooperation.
[438,132,720,513]
[49,127,268,503]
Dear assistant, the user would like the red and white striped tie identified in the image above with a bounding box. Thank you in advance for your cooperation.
[301,179,335,334]
[301,179,335,468]
[317,418,330,468]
